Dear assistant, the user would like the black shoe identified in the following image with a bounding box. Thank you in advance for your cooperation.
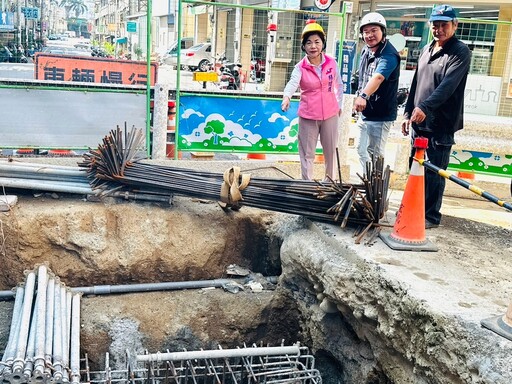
[425,220,439,229]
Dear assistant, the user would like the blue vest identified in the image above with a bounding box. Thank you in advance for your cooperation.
[358,40,400,121]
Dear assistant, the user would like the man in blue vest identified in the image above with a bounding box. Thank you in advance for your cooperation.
[354,12,400,173]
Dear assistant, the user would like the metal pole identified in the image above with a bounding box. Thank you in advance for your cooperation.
[0,178,94,195]
[23,295,37,378]
[44,278,55,378]
[70,293,81,384]
[145,0,153,158]
[52,279,63,382]
[61,286,70,381]
[136,345,301,362]
[11,271,36,375]
[417,159,512,212]
[71,277,277,295]
[33,265,48,376]
[2,277,279,300]
[0,286,25,376]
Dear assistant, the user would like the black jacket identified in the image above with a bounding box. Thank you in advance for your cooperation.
[405,37,471,145]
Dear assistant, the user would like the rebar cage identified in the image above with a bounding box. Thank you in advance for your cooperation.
[83,344,322,384]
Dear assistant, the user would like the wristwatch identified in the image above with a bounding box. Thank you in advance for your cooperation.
[359,92,369,100]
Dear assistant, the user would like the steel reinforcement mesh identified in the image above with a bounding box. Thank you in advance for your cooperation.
[83,344,322,384]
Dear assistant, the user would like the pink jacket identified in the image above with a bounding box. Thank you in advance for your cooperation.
[298,54,341,121]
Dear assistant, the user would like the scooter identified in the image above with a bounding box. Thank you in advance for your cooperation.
[219,62,242,90]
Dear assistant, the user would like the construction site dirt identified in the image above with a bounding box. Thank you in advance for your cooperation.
[0,158,511,384]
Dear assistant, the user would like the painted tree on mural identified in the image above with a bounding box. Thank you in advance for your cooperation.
[204,119,225,146]
[289,121,299,138]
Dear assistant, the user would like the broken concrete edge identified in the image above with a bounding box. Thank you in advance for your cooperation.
[277,217,512,383]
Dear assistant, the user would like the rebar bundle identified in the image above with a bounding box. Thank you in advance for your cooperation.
[0,265,82,384]
[79,127,391,232]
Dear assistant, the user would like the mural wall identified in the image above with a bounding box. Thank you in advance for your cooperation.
[177,95,303,154]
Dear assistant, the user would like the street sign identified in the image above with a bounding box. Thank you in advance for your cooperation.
[127,21,137,33]
[21,7,40,20]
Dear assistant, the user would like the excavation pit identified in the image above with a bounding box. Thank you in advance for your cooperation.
[0,159,511,384]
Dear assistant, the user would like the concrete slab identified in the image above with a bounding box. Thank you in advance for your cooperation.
[279,211,512,382]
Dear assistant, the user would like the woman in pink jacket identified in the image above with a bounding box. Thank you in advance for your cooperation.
[281,21,344,180]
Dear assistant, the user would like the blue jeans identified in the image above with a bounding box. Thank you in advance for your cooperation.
[356,118,392,172]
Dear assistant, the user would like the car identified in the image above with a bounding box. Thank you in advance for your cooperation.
[180,43,213,72]
[160,38,194,67]
[42,45,92,57]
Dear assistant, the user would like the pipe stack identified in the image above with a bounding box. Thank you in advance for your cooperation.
[0,161,93,195]
[0,265,82,384]
[0,159,172,204]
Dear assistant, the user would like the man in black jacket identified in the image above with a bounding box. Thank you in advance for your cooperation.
[401,4,471,228]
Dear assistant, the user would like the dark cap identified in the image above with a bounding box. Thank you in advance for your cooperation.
[429,5,457,22]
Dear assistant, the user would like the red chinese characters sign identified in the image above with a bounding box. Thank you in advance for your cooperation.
[34,53,157,86]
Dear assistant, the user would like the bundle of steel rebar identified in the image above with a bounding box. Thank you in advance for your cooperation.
[79,127,391,228]
[0,265,82,384]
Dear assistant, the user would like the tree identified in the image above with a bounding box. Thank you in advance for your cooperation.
[58,0,88,20]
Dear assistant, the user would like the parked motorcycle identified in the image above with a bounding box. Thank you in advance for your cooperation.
[91,46,111,58]
[250,58,265,83]
[0,45,28,63]
[219,62,242,90]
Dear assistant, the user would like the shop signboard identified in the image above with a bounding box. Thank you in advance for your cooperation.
[34,54,157,86]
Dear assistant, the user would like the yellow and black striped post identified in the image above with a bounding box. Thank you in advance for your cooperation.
[415,158,512,212]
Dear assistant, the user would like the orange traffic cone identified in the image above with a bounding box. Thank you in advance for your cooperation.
[247,153,266,160]
[16,148,34,155]
[481,302,512,341]
[456,171,475,180]
[380,137,438,251]
[48,149,73,156]
[314,153,324,163]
